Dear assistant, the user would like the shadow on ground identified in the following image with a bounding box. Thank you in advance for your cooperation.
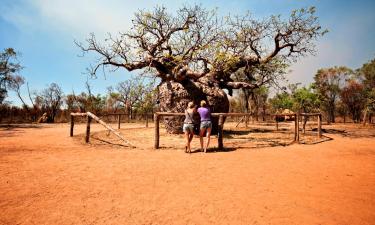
[321,128,375,138]
[0,124,43,130]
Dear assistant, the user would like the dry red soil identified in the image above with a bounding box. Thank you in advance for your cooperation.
[0,122,374,225]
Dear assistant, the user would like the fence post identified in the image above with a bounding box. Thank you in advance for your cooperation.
[362,109,368,126]
[296,113,300,143]
[117,114,121,129]
[145,113,149,128]
[85,115,92,143]
[218,115,224,150]
[294,114,297,141]
[318,114,322,138]
[70,115,74,137]
[154,113,159,149]
[275,115,279,131]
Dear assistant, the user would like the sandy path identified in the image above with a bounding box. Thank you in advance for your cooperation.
[0,123,374,225]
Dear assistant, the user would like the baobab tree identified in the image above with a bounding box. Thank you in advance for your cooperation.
[77,5,326,133]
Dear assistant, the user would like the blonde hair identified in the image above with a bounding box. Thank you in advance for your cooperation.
[200,100,207,107]
[188,101,195,109]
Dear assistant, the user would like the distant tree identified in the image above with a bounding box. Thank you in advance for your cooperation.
[232,59,287,114]
[251,86,269,121]
[292,85,320,113]
[65,94,77,111]
[65,82,107,114]
[291,85,320,132]
[77,5,326,133]
[336,100,349,123]
[269,92,294,112]
[108,77,155,119]
[105,91,122,113]
[89,94,106,114]
[360,58,375,90]
[134,86,157,115]
[38,83,64,122]
[313,66,352,123]
[25,82,41,121]
[7,75,30,110]
[358,58,375,115]
[340,80,366,122]
[0,48,22,104]
[67,92,105,115]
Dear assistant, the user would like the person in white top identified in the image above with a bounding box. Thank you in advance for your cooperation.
[183,101,197,153]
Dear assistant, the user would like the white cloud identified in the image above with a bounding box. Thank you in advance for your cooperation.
[1,0,190,37]
[2,0,374,88]
[1,0,135,37]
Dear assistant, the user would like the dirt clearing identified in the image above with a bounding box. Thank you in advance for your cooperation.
[1,123,374,225]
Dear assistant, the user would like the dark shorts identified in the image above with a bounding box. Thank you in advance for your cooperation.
[200,121,212,129]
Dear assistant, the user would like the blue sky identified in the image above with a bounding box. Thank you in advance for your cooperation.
[1,0,375,105]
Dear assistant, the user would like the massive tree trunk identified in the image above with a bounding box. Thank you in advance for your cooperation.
[158,77,229,134]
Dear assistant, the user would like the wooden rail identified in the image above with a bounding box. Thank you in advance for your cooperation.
[299,113,322,138]
[153,112,323,150]
[70,112,134,147]
[102,113,152,129]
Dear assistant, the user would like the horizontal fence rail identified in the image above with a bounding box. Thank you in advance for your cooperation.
[70,112,134,147]
[154,112,323,150]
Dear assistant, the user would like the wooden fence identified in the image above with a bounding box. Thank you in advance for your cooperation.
[100,113,152,129]
[154,112,322,150]
[70,112,134,147]
[69,111,322,150]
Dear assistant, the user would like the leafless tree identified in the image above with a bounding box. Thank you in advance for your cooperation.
[38,83,64,122]
[77,5,326,132]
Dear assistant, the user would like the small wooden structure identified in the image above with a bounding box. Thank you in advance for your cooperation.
[70,112,134,147]
[300,113,322,138]
[274,112,322,142]
[274,113,299,142]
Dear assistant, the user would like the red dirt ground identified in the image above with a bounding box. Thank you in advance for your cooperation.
[0,122,374,225]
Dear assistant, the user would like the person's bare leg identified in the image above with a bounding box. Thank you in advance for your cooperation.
[199,128,205,152]
[205,127,212,153]
[188,131,194,153]
[185,131,190,153]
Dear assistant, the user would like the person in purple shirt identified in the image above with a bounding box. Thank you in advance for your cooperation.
[197,100,212,153]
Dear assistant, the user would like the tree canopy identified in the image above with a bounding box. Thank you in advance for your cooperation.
[313,66,352,123]
[77,5,326,94]
[0,48,23,104]
[76,5,326,133]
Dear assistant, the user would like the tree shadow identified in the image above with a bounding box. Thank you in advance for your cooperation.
[321,128,375,138]
[298,135,333,145]
[0,124,45,138]
[0,124,43,130]
[223,128,289,138]
[89,136,133,148]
